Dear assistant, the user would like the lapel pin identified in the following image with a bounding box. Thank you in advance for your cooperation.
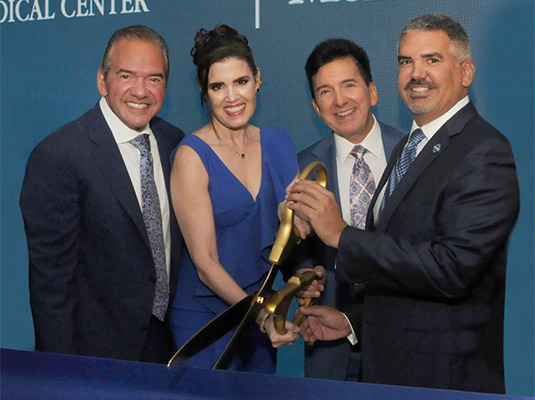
[433,144,441,153]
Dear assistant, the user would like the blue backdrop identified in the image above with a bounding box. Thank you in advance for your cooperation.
[1,0,533,396]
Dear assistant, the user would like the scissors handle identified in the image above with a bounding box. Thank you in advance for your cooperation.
[268,161,328,265]
[265,270,319,334]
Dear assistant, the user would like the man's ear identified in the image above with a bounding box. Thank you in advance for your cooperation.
[461,60,476,88]
[97,69,108,97]
[369,81,378,107]
[312,97,322,118]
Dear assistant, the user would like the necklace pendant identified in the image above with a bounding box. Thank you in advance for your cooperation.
[240,153,246,158]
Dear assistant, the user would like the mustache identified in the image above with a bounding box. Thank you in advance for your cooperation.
[404,79,438,90]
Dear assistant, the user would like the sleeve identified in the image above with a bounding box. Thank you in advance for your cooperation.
[20,137,81,354]
[336,136,520,299]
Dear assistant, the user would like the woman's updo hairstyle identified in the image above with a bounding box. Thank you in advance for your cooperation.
[191,24,258,105]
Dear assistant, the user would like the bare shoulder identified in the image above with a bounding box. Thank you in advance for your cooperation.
[172,142,206,182]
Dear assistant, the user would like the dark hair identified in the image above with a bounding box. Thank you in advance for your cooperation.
[191,24,258,104]
[102,25,169,80]
[305,38,373,98]
[400,14,471,62]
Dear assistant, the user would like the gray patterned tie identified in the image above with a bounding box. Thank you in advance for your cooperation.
[379,128,426,215]
[130,134,169,321]
[349,145,376,229]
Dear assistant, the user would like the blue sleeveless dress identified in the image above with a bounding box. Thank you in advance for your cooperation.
[169,127,298,373]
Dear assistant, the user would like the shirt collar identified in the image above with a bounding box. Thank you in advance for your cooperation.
[334,114,382,162]
[99,97,152,144]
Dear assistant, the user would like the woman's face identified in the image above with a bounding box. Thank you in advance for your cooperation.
[206,57,259,130]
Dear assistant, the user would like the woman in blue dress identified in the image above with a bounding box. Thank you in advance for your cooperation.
[169,24,300,373]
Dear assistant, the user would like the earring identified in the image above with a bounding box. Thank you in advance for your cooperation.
[256,79,262,92]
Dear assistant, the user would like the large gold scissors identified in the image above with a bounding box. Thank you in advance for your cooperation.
[168,161,327,369]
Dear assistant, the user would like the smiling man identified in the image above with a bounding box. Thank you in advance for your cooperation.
[290,15,519,392]
[291,39,403,381]
[20,26,185,364]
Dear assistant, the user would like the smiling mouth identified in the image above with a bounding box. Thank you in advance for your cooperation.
[224,104,245,113]
[127,102,148,110]
[336,109,355,117]
[406,79,437,94]
[411,86,430,93]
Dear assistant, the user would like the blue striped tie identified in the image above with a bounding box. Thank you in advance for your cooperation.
[379,129,425,215]
[130,134,169,321]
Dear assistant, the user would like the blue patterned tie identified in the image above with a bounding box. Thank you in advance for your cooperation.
[130,134,169,321]
[349,145,376,229]
[379,128,426,215]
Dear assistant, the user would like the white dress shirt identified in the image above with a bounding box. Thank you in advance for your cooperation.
[99,97,171,279]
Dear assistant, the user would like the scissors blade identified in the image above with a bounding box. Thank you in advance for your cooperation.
[167,292,255,369]
[213,265,279,370]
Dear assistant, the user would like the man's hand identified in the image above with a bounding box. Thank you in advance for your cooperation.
[298,305,351,345]
[279,177,312,240]
[296,265,326,306]
[286,179,347,248]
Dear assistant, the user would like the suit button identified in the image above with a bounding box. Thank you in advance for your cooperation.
[149,277,156,283]
[352,283,365,294]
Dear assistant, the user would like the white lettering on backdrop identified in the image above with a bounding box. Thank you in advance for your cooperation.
[0,0,149,23]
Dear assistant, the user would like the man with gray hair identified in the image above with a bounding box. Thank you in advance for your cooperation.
[20,25,185,363]
[290,14,519,392]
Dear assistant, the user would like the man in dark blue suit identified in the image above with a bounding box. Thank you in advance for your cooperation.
[294,39,403,381]
[20,26,185,364]
[290,14,519,393]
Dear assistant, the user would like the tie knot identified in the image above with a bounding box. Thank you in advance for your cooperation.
[350,144,366,160]
[130,133,151,154]
[408,129,425,148]
[350,145,366,169]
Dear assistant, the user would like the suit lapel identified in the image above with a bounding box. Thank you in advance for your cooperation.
[378,121,405,161]
[152,121,182,298]
[310,135,341,206]
[374,102,478,231]
[86,105,151,249]
[152,122,172,199]
[367,125,407,229]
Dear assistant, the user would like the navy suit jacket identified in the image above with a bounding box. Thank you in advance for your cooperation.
[20,103,185,362]
[337,103,519,392]
[295,121,404,380]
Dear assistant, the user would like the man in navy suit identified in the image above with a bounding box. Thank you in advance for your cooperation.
[293,39,403,381]
[20,26,185,364]
[290,14,519,393]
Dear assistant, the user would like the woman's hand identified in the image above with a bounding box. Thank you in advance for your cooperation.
[257,310,299,347]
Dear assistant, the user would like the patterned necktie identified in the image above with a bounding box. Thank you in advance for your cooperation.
[349,145,376,229]
[379,128,426,215]
[130,134,169,321]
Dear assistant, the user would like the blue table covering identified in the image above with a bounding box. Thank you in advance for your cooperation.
[1,348,531,400]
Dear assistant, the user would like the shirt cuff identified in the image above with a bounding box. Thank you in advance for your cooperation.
[342,312,358,345]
